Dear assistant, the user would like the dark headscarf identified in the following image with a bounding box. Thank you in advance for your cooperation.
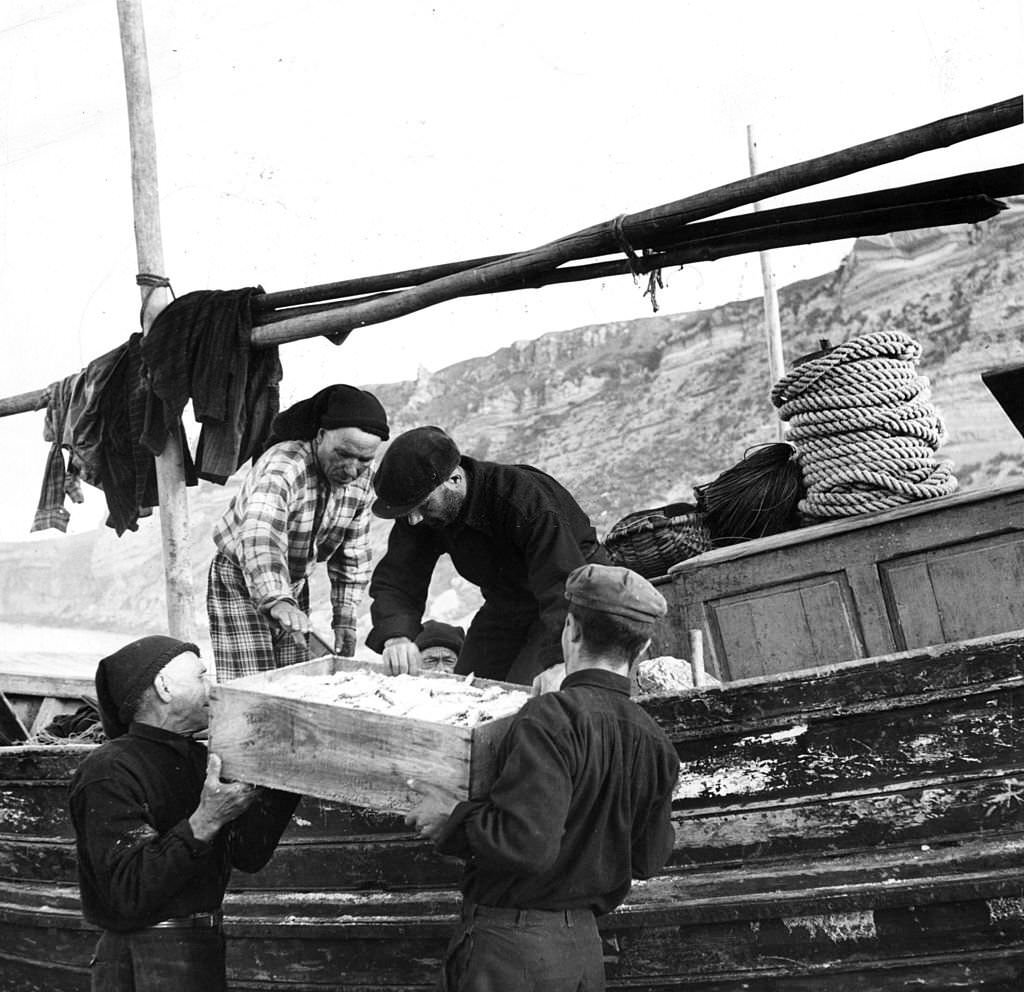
[95,636,199,739]
[269,385,389,443]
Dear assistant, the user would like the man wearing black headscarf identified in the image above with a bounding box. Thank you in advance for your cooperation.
[68,636,298,991]
[207,384,389,681]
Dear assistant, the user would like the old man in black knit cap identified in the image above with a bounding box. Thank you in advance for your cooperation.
[69,635,298,991]
[207,383,389,681]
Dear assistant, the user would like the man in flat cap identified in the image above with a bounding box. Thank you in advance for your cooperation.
[407,563,680,991]
[367,425,608,685]
[69,636,299,991]
[207,384,389,680]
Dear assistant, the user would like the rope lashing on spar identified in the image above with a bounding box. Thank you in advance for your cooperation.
[771,330,958,519]
[612,214,664,313]
[136,272,176,329]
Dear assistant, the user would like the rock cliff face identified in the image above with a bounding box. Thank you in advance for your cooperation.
[3,201,1023,641]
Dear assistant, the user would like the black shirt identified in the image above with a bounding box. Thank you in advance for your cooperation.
[435,668,680,914]
[367,457,605,670]
[68,722,298,932]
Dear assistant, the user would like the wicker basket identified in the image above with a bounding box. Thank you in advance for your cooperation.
[603,502,713,579]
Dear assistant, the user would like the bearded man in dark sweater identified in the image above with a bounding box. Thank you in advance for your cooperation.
[367,426,609,686]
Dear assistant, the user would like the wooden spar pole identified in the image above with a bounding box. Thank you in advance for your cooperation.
[0,180,1012,418]
[747,125,785,441]
[251,164,1024,322]
[250,95,1023,347]
[0,389,50,418]
[116,0,194,640]
[252,192,1006,333]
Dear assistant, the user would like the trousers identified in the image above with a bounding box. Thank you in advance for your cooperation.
[90,928,226,992]
[439,904,604,992]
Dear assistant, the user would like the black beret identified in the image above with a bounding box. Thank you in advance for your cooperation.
[95,636,199,739]
[564,564,667,622]
[371,426,461,519]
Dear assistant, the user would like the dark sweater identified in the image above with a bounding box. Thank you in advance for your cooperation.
[69,722,298,932]
[368,457,606,673]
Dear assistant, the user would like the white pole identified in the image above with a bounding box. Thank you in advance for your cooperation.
[688,629,706,688]
[116,0,194,639]
[747,125,786,441]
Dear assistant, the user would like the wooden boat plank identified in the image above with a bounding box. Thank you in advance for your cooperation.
[672,688,1023,802]
[609,899,1024,985]
[643,631,1024,737]
[671,772,1024,867]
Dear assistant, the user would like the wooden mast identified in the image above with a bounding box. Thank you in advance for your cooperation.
[116,0,194,640]
[747,124,786,441]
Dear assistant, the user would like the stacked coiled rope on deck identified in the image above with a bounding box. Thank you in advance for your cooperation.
[772,331,957,519]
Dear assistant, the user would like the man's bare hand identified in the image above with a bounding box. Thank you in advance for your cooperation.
[383,637,422,676]
[405,778,460,842]
[188,753,258,843]
[269,601,310,648]
[334,626,357,657]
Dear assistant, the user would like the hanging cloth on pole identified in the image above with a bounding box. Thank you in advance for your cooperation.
[140,286,283,483]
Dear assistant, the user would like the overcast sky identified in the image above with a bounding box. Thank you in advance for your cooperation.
[0,0,1021,541]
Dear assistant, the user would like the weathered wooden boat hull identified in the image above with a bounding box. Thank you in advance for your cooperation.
[2,629,1024,989]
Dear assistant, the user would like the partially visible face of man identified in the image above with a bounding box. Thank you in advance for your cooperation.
[158,650,212,734]
[419,645,459,673]
[316,427,382,488]
[406,482,463,528]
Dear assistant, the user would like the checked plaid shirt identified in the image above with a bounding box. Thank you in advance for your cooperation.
[212,439,373,635]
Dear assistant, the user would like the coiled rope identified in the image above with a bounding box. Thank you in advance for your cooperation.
[771,330,957,519]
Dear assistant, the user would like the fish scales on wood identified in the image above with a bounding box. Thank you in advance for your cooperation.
[668,773,1024,868]
[0,838,76,884]
[671,689,1024,803]
[641,631,1024,738]
[0,783,78,837]
[605,904,1024,989]
[625,836,1024,925]
[224,886,461,923]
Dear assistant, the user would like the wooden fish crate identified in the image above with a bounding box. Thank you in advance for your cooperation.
[208,657,522,812]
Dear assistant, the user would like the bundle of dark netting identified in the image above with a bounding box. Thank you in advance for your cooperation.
[603,501,713,579]
[694,442,806,546]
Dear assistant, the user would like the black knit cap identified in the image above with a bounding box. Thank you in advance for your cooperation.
[371,426,461,519]
[415,620,466,654]
[269,384,389,443]
[95,636,200,739]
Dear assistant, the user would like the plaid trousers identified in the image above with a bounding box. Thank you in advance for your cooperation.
[207,551,310,682]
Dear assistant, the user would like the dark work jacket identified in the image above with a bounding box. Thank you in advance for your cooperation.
[435,669,680,914]
[367,458,605,673]
[68,723,298,932]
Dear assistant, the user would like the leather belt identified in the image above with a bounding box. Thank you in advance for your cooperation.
[148,911,223,930]
[464,903,593,927]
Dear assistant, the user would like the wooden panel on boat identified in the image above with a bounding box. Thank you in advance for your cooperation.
[208,657,520,812]
[709,573,865,677]
[883,530,1024,649]
[666,483,1024,680]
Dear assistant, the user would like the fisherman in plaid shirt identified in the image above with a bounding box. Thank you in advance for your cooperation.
[207,385,389,681]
